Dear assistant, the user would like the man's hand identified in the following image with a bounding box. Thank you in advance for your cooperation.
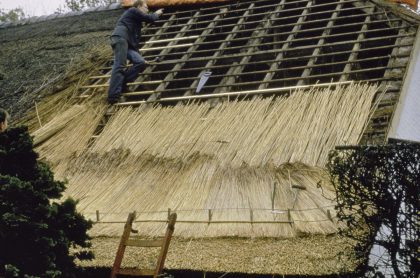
[145,56,161,65]
[155,8,164,16]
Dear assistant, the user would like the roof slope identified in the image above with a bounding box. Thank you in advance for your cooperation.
[81,236,360,275]
[2,0,420,275]
[84,0,417,143]
[0,8,121,120]
[33,83,376,275]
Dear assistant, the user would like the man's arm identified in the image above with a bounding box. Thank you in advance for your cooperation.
[132,8,164,23]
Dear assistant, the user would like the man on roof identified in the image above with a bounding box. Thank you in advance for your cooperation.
[108,0,163,105]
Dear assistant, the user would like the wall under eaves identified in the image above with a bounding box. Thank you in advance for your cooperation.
[388,27,420,143]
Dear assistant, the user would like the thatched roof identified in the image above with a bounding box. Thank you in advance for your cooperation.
[33,83,374,275]
[77,235,360,275]
[2,0,420,275]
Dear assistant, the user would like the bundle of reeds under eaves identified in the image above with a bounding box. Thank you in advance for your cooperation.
[33,100,106,164]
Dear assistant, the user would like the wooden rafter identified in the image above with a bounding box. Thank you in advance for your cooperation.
[81,0,418,143]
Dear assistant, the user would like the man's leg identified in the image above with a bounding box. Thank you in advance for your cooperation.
[108,36,128,104]
[125,49,146,86]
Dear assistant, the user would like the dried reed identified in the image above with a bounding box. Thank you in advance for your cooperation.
[35,83,376,238]
[19,46,112,132]
[62,154,339,238]
[92,83,377,167]
[79,235,359,275]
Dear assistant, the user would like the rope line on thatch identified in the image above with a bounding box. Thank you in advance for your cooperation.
[93,220,295,224]
[58,155,340,237]
[92,219,336,224]
[83,205,337,216]
[87,217,338,224]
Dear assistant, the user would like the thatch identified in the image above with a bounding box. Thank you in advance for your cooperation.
[20,47,112,132]
[0,11,117,121]
[33,102,106,163]
[61,157,340,238]
[91,83,378,168]
[32,83,378,239]
[78,235,360,275]
[27,82,379,273]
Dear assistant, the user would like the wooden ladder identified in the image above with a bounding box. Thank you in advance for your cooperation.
[110,211,177,278]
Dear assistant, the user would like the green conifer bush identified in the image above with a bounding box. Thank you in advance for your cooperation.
[0,127,93,278]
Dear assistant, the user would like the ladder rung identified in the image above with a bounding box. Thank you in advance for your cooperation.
[126,239,163,247]
[89,75,111,79]
[81,80,161,89]
[145,35,199,44]
[123,90,155,96]
[117,268,155,276]
[116,100,146,106]
[78,94,91,98]
[140,43,193,52]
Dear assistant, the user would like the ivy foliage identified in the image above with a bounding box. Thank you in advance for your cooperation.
[0,127,93,278]
[328,143,419,278]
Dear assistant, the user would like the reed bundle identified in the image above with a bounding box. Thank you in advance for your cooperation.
[19,46,112,132]
[92,83,378,168]
[58,151,341,238]
[33,99,106,164]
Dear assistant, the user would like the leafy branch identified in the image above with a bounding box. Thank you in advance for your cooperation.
[327,143,420,278]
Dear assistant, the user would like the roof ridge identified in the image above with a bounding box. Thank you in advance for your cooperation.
[370,0,420,22]
[0,3,122,29]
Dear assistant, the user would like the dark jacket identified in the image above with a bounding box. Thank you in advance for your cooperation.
[112,7,160,50]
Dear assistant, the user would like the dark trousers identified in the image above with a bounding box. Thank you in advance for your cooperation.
[108,36,146,103]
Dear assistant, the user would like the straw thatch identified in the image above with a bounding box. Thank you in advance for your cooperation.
[18,47,112,132]
[33,101,106,164]
[91,83,378,168]
[32,83,378,238]
[78,235,360,275]
[61,156,339,238]
[28,82,380,274]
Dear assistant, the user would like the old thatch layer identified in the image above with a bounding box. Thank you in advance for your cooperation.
[34,83,377,239]
[78,235,359,275]
[0,9,119,121]
[18,47,112,132]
